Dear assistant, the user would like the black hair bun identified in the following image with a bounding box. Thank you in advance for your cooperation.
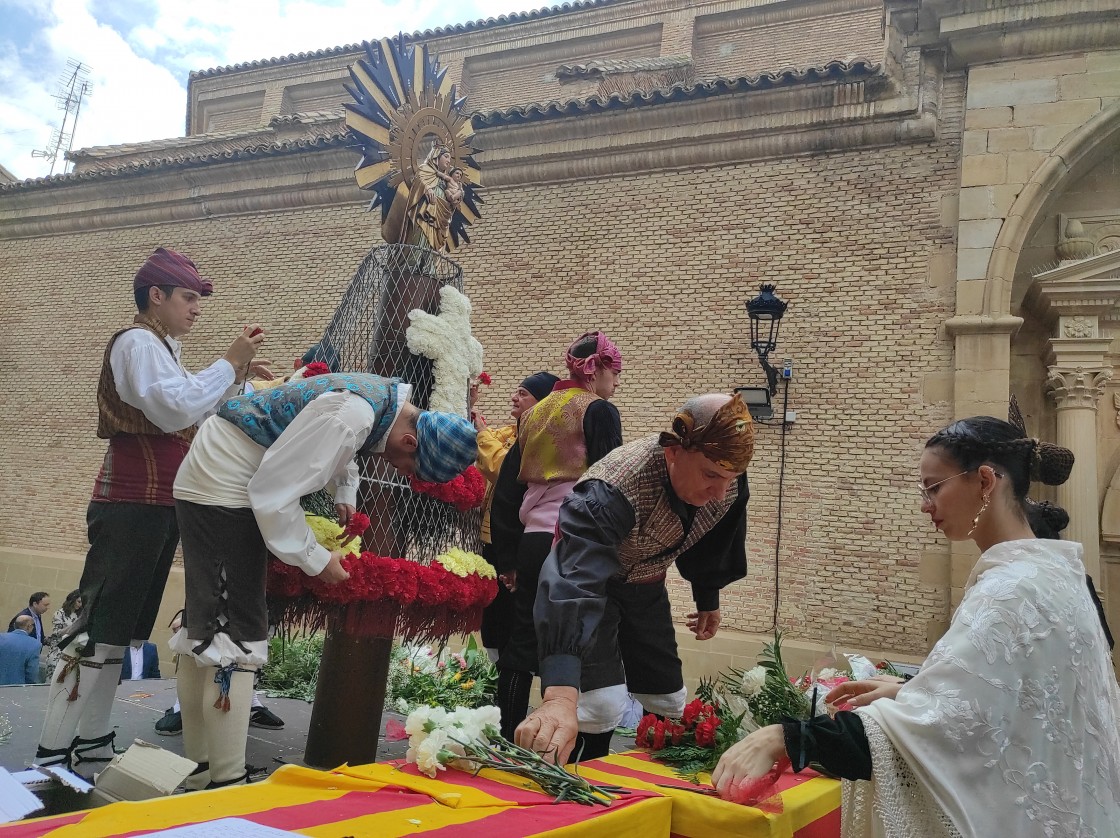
[1034,441,1075,486]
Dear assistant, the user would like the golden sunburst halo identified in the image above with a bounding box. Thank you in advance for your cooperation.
[345,36,483,251]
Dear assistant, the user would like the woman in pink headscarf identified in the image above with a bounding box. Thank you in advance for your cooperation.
[493,331,623,740]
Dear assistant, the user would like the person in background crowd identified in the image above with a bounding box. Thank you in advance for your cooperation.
[475,372,559,662]
[8,592,50,645]
[120,640,161,680]
[46,591,82,677]
[0,616,42,686]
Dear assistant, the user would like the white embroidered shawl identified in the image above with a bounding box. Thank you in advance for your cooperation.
[842,539,1120,838]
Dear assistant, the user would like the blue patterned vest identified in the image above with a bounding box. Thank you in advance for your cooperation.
[218,373,400,455]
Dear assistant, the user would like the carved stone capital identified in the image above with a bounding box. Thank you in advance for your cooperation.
[1046,365,1113,410]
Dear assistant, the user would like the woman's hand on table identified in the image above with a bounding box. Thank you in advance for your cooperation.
[825,677,903,707]
[711,724,787,797]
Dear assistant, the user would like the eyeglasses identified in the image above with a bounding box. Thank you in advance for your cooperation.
[916,471,969,503]
[917,468,1003,503]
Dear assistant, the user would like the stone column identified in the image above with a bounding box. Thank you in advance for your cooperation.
[1046,357,1112,582]
[945,314,1024,614]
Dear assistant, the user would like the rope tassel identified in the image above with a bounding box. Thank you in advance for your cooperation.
[56,655,81,702]
[55,653,122,702]
[212,663,253,712]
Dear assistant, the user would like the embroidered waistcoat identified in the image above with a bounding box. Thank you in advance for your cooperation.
[517,387,600,485]
[96,318,194,442]
[92,317,192,506]
[218,373,398,455]
[581,436,737,584]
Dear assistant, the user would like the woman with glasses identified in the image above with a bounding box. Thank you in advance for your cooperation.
[713,416,1120,837]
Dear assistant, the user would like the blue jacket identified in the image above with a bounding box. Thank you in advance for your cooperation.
[0,628,41,685]
[120,642,161,680]
[6,608,45,645]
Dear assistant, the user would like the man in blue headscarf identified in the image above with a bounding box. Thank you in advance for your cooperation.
[170,371,476,790]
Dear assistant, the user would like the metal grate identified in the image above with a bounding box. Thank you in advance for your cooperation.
[306,243,482,563]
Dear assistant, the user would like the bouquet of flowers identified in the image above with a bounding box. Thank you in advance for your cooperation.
[634,680,745,782]
[388,636,497,714]
[637,631,864,791]
[404,705,628,806]
[716,630,814,728]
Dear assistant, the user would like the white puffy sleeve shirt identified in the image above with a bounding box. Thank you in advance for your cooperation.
[173,385,410,577]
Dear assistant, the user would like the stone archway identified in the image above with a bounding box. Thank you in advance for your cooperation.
[983,103,1120,319]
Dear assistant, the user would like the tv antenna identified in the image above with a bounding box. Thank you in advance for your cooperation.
[31,59,93,176]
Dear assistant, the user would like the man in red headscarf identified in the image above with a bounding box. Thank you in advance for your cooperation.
[36,248,268,770]
[516,393,755,764]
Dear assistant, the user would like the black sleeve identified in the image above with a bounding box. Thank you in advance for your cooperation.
[1087,575,1115,649]
[674,474,749,611]
[488,442,526,574]
[535,479,636,689]
[780,711,872,781]
[583,399,623,465]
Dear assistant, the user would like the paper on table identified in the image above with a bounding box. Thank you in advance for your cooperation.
[138,818,296,836]
[0,767,44,824]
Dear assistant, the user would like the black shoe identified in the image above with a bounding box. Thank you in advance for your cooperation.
[248,706,284,730]
[155,708,182,736]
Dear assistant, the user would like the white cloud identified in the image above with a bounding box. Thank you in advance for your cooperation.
[0,0,541,181]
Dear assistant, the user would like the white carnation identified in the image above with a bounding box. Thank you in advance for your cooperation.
[406,705,447,738]
[817,667,843,680]
[474,705,502,740]
[414,729,452,777]
[740,666,767,697]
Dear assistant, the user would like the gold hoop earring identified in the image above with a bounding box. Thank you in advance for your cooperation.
[967,495,991,538]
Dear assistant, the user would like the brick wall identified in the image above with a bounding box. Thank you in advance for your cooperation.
[0,82,962,658]
[692,3,884,79]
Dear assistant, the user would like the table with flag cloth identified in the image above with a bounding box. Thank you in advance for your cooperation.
[1,752,839,837]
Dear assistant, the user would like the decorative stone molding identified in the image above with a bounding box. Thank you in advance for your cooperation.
[1057,218,1098,263]
[921,0,1120,68]
[1059,211,1120,257]
[1046,365,1112,410]
[0,148,367,240]
[1064,315,1096,338]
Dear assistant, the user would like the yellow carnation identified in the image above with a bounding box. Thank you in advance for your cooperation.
[435,547,496,579]
[304,513,362,554]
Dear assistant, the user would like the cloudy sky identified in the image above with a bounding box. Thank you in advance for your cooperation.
[0,0,539,180]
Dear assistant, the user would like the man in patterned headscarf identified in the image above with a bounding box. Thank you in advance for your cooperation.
[516,393,755,763]
[170,372,477,790]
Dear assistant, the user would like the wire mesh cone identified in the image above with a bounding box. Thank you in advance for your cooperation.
[307,243,482,566]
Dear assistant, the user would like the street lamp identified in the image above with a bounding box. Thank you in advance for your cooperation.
[745,283,788,396]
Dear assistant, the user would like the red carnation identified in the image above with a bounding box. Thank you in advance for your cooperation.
[651,720,668,751]
[695,716,721,748]
[303,362,331,377]
[478,372,492,385]
[681,698,706,729]
[636,714,657,747]
[342,512,371,547]
[669,721,685,745]
[409,466,486,511]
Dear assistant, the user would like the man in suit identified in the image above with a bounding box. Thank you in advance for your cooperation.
[7,592,50,645]
[120,640,161,680]
[0,616,42,685]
